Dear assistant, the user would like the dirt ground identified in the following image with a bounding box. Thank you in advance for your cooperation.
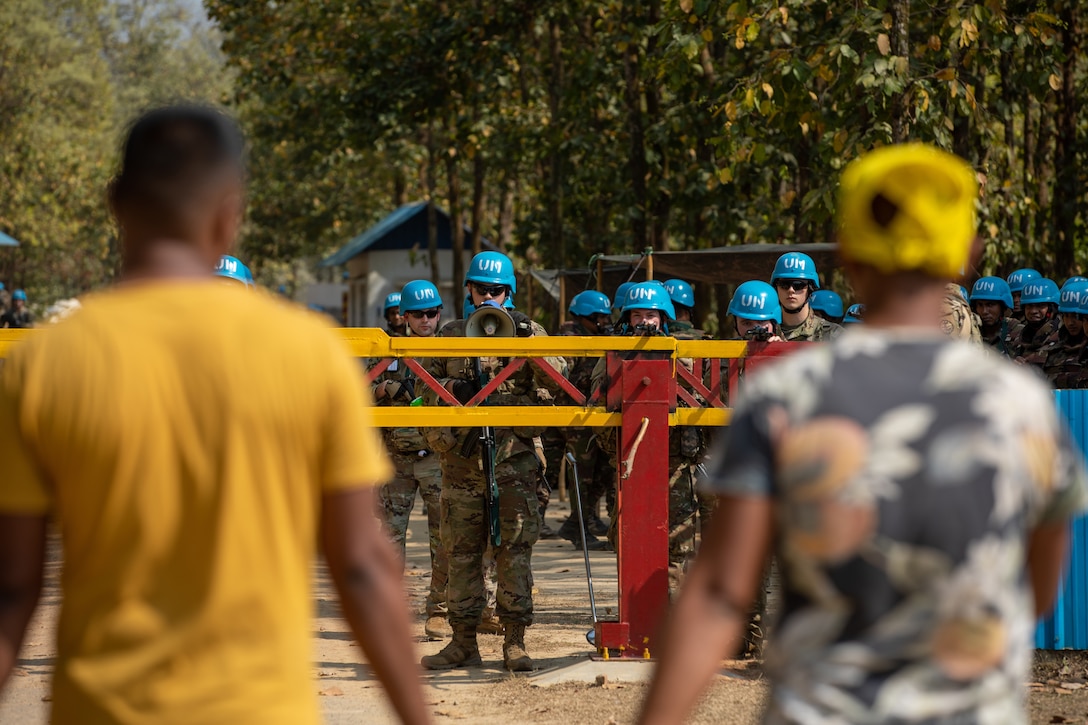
[1,498,1086,724]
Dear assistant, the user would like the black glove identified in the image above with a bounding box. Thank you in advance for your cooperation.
[510,311,534,337]
[399,378,415,401]
[452,380,477,404]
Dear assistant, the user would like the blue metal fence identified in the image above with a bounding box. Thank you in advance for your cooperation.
[1035,389,1088,650]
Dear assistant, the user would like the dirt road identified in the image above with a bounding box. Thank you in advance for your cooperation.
[1,499,1084,724]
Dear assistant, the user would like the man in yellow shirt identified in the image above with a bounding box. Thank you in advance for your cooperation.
[0,106,430,725]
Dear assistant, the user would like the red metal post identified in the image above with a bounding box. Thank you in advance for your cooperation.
[596,350,673,657]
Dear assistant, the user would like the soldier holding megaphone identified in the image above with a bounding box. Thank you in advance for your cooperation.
[419,252,566,673]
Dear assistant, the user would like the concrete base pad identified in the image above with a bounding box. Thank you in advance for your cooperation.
[530,657,655,686]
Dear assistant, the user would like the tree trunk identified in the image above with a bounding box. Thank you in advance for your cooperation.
[393,166,407,208]
[446,133,464,302]
[1053,3,1078,273]
[423,125,440,285]
[646,0,670,252]
[1035,96,1057,256]
[1020,94,1036,249]
[497,166,515,252]
[794,136,811,244]
[547,18,565,267]
[623,26,649,251]
[471,152,486,254]
[890,0,910,142]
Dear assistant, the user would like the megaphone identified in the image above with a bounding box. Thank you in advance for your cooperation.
[465,300,516,338]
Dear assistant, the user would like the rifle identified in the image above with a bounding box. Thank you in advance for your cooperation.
[475,358,502,547]
[745,326,773,342]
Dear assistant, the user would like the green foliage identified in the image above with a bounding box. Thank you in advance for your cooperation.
[209,0,1087,289]
[0,0,232,305]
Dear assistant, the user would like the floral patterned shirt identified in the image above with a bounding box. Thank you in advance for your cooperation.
[703,327,1088,724]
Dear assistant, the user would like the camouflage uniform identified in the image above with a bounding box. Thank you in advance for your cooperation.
[979,318,1023,357]
[590,329,706,572]
[780,310,842,342]
[421,318,565,629]
[554,320,615,541]
[939,283,982,343]
[1043,327,1087,388]
[669,320,717,535]
[1008,317,1061,371]
[368,355,449,619]
[537,427,563,534]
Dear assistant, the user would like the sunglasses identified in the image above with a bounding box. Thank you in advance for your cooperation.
[471,283,507,297]
[407,309,440,319]
[774,280,810,292]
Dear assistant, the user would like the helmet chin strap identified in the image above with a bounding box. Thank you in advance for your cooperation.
[782,300,808,315]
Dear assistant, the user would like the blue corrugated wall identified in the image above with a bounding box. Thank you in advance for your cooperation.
[1036,389,1088,650]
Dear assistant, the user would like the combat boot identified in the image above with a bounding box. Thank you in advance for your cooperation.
[478,609,504,635]
[503,623,533,672]
[556,515,580,542]
[420,624,482,670]
[424,613,452,639]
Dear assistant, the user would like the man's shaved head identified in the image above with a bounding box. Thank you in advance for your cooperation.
[110,105,246,272]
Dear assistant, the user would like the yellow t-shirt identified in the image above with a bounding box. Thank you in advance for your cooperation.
[0,280,391,725]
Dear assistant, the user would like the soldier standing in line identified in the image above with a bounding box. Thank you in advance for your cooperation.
[1008,278,1062,371]
[938,282,982,342]
[1006,268,1041,323]
[0,290,33,329]
[769,252,842,341]
[383,292,407,336]
[664,279,711,340]
[970,276,1021,356]
[553,290,615,551]
[809,289,845,325]
[1043,281,1088,387]
[611,281,635,316]
[419,251,565,672]
[591,282,706,590]
[370,280,452,640]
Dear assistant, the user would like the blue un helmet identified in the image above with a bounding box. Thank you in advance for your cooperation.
[464,251,517,295]
[1006,268,1041,294]
[1059,280,1088,314]
[383,292,402,313]
[728,281,782,323]
[503,296,516,310]
[663,279,695,310]
[215,255,251,286]
[1062,276,1088,291]
[612,281,635,313]
[569,290,612,317]
[843,304,865,325]
[12,289,27,301]
[809,289,844,320]
[770,251,820,289]
[970,276,1014,310]
[400,280,442,312]
[1020,278,1060,307]
[621,281,676,331]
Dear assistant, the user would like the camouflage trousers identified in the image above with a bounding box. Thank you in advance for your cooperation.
[380,451,448,617]
[607,458,698,568]
[440,449,541,627]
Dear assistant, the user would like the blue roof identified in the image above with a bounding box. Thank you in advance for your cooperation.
[322,202,489,267]
[0,230,19,247]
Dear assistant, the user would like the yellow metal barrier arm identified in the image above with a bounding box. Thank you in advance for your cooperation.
[0,328,742,427]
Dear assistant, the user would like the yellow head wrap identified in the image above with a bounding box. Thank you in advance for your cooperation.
[837,143,977,277]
